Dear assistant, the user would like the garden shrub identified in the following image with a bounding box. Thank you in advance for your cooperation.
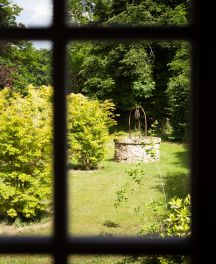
[164,194,191,237]
[0,88,115,220]
[157,195,191,264]
[0,85,53,220]
[67,93,116,169]
[114,165,191,264]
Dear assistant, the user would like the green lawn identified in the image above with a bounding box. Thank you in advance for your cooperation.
[0,141,190,263]
[0,256,52,264]
[68,141,190,237]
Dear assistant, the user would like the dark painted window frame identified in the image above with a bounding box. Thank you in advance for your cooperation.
[1,0,212,263]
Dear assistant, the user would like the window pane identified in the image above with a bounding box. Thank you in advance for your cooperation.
[0,255,53,264]
[0,40,53,236]
[67,0,191,26]
[67,40,191,237]
[0,0,53,28]
[69,255,191,264]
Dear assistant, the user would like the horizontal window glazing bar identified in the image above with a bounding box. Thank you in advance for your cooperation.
[68,237,191,255]
[0,26,192,41]
[0,237,191,255]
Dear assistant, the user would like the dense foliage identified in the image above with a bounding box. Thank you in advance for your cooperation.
[1,0,191,141]
[0,0,23,28]
[167,42,191,141]
[67,93,116,169]
[69,0,190,25]
[164,194,191,237]
[158,195,191,264]
[0,1,51,93]
[68,0,191,141]
[0,86,53,220]
[0,87,116,220]
[0,42,52,93]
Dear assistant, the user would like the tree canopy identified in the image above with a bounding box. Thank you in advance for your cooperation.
[0,1,51,92]
[69,0,190,25]
[0,0,23,28]
[67,0,191,140]
[0,0,191,141]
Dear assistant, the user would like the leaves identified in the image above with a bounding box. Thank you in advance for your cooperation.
[165,194,191,237]
[67,93,116,169]
[0,86,53,220]
[0,0,23,28]
[167,42,191,141]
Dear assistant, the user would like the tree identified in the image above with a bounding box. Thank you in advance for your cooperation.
[1,41,52,92]
[68,42,155,110]
[0,0,23,28]
[69,0,97,24]
[0,1,51,92]
[0,0,24,90]
[0,86,53,220]
[167,42,191,141]
[8,42,52,92]
[68,0,191,140]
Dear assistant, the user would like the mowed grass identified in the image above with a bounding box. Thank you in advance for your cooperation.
[0,256,52,264]
[0,141,190,263]
[68,141,190,236]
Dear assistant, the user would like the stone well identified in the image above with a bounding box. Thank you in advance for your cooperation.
[114,136,161,163]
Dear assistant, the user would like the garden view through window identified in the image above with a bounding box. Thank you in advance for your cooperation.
[67,40,191,240]
[0,1,192,264]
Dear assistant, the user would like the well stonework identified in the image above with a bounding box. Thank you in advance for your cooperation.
[114,137,161,163]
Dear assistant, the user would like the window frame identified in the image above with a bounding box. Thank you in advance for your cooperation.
[0,0,206,263]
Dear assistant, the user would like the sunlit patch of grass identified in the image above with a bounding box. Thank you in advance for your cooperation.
[0,255,52,264]
[68,141,190,236]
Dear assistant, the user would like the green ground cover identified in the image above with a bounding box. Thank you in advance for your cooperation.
[0,141,190,263]
[68,141,190,237]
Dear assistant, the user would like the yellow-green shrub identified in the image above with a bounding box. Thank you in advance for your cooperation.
[67,93,116,169]
[0,85,53,220]
[0,88,115,220]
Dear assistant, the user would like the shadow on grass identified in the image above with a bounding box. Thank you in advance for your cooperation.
[155,147,191,200]
[103,220,120,228]
[106,157,115,162]
[67,162,97,171]
[0,211,51,226]
[173,147,190,170]
[161,171,190,200]
[156,150,190,200]
[115,255,189,264]
[67,163,84,170]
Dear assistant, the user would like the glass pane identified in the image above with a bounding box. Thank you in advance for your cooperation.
[67,40,191,237]
[0,40,53,236]
[0,255,53,264]
[0,0,52,28]
[67,0,191,26]
[69,255,191,264]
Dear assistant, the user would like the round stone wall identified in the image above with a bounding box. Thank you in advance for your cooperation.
[114,137,161,163]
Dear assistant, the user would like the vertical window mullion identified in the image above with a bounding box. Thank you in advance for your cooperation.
[53,0,67,263]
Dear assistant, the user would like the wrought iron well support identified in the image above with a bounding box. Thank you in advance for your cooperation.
[128,105,148,138]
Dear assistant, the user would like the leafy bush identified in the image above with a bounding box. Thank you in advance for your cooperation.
[164,194,191,237]
[0,86,53,220]
[157,195,191,264]
[67,93,116,169]
[0,88,115,220]
[114,165,191,264]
